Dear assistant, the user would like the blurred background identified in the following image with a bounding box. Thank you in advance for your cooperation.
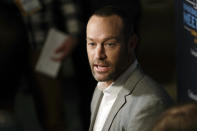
[0,0,196,131]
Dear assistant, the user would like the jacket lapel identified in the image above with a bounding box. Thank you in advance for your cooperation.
[89,88,103,131]
[102,67,144,131]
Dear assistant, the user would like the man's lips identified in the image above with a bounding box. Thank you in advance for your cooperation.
[94,64,110,72]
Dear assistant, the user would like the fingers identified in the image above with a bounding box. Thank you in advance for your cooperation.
[51,50,68,62]
[51,36,77,61]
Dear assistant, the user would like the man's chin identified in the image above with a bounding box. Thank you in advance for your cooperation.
[92,70,114,82]
[93,74,109,82]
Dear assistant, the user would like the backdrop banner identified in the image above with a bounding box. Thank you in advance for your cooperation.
[176,0,197,101]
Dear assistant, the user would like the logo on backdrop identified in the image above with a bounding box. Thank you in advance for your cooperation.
[188,89,197,101]
[185,0,197,9]
[183,0,197,58]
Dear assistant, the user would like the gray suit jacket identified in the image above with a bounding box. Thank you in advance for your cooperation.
[89,66,173,131]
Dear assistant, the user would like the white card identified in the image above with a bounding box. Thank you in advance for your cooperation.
[35,28,68,78]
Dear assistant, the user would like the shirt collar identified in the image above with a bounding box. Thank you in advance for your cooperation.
[97,60,138,96]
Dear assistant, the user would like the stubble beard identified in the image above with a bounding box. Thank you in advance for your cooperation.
[90,62,120,83]
[92,68,114,82]
[91,58,131,83]
[89,60,112,82]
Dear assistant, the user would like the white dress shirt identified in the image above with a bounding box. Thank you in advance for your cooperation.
[93,60,138,131]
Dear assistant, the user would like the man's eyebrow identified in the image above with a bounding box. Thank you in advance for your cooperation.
[86,37,93,41]
[103,37,119,41]
[86,37,120,42]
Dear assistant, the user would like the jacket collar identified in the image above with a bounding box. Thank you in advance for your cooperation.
[102,65,144,131]
[89,87,103,131]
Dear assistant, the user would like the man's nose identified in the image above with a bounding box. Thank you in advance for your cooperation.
[95,45,106,60]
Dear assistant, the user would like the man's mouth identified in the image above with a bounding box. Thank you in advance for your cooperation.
[94,64,110,73]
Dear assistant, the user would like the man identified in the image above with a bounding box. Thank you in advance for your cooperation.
[86,6,173,131]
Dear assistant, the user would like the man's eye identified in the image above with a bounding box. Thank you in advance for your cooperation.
[106,43,115,47]
[88,42,96,46]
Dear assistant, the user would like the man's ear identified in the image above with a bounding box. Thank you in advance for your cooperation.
[127,34,138,55]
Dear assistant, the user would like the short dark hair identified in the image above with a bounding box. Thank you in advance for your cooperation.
[91,5,137,41]
[153,103,197,131]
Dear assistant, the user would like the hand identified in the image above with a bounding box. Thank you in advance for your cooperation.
[51,36,78,61]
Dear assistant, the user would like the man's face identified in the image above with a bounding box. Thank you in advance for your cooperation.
[86,15,132,85]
